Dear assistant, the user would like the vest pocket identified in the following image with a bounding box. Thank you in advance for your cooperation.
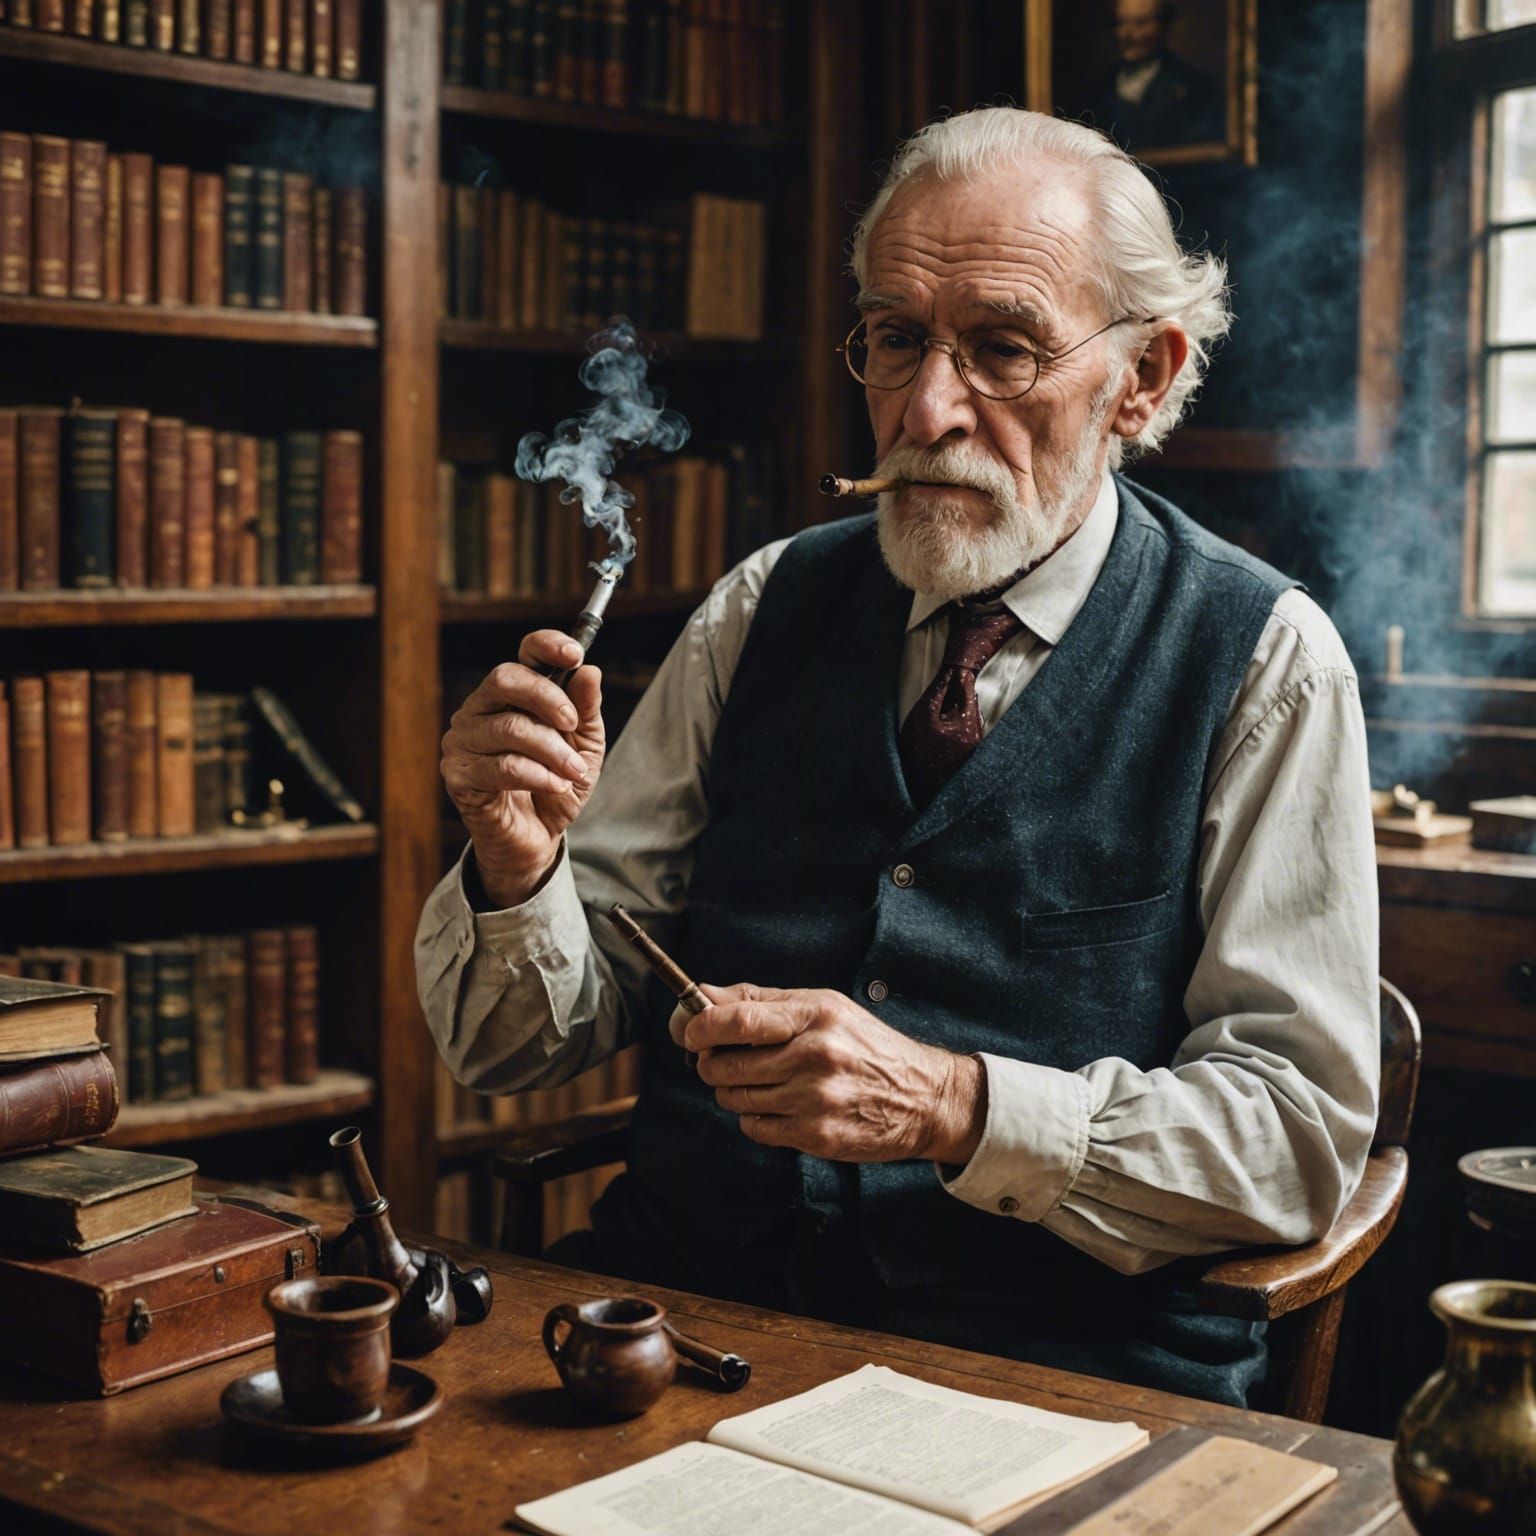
[1023,889,1176,950]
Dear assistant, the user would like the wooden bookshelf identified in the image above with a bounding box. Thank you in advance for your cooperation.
[0,27,378,109]
[0,296,378,346]
[0,587,377,627]
[0,824,379,884]
[106,1069,377,1147]
[438,321,772,361]
[439,588,710,624]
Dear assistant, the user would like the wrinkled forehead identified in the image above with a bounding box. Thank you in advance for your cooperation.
[862,166,1104,340]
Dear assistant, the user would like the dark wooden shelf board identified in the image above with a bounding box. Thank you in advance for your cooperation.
[106,1070,377,1147]
[0,585,376,627]
[440,86,794,148]
[440,588,710,624]
[0,28,377,109]
[0,823,380,884]
[436,1119,515,1160]
[0,296,378,346]
[439,320,765,361]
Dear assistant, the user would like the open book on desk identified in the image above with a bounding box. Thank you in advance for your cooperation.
[514,1364,1150,1536]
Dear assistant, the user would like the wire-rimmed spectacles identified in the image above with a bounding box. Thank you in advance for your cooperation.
[837,314,1157,401]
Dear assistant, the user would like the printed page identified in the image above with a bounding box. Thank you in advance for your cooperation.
[513,1441,973,1536]
[705,1364,1148,1528]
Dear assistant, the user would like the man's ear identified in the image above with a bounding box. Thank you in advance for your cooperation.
[1110,325,1189,443]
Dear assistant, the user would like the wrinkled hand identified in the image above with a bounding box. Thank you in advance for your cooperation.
[671,984,986,1165]
[439,630,605,908]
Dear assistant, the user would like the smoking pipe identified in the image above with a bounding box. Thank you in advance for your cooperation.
[536,558,623,688]
[329,1125,471,1357]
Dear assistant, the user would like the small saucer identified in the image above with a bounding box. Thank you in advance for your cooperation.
[221,1363,442,1453]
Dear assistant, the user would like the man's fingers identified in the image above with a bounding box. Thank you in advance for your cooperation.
[517,628,585,673]
[564,664,604,740]
[713,1079,797,1114]
[461,654,581,730]
[445,749,580,799]
[696,1042,794,1088]
[450,712,588,783]
[684,998,809,1052]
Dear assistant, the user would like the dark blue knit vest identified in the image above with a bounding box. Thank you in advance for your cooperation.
[587,477,1295,1404]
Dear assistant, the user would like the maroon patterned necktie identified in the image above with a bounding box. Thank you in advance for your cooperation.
[898,604,1025,808]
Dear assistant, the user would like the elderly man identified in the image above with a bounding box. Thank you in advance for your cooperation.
[417,107,1378,1408]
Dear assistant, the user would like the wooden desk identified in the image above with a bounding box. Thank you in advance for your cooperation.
[0,1223,1409,1535]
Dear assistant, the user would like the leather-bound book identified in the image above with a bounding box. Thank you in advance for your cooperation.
[319,428,362,583]
[554,0,578,100]
[45,670,91,848]
[335,0,359,78]
[0,1051,118,1156]
[283,925,319,1083]
[124,0,149,45]
[175,0,197,52]
[10,685,46,854]
[310,185,331,313]
[98,0,122,40]
[0,409,17,592]
[81,950,126,1077]
[479,183,498,323]
[182,425,215,589]
[560,213,584,328]
[155,672,195,838]
[120,153,152,305]
[232,0,254,61]
[280,172,312,311]
[310,0,330,74]
[190,172,222,308]
[247,928,286,1087]
[451,183,479,321]
[114,407,149,587]
[151,942,194,1100]
[255,437,280,582]
[191,693,225,832]
[223,164,254,308]
[602,0,629,108]
[259,0,281,65]
[235,435,260,584]
[220,693,251,819]
[284,0,303,68]
[253,166,283,310]
[118,943,156,1100]
[580,0,601,104]
[442,0,466,84]
[190,937,226,1095]
[63,408,116,590]
[124,670,158,838]
[213,432,240,585]
[147,417,185,587]
[91,671,129,842]
[495,190,518,330]
[19,407,63,592]
[220,934,248,1089]
[204,0,230,56]
[485,473,515,598]
[0,682,12,852]
[71,0,97,37]
[453,473,485,592]
[154,164,190,306]
[102,154,122,302]
[482,0,504,87]
[68,139,106,299]
[332,184,365,315]
[32,135,70,299]
[249,687,364,821]
[0,133,32,297]
[280,430,321,584]
[37,0,66,30]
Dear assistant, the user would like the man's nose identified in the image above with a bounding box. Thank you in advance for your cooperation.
[899,344,977,448]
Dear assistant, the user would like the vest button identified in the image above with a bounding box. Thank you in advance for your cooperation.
[891,863,915,888]
[998,1196,1020,1215]
[866,979,888,1003]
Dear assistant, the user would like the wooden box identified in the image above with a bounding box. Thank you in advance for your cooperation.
[0,1197,319,1395]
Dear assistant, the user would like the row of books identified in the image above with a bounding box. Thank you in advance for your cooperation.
[0,671,363,851]
[0,0,364,80]
[0,409,363,592]
[1,925,322,1109]
[439,186,763,339]
[0,132,368,314]
[442,0,787,126]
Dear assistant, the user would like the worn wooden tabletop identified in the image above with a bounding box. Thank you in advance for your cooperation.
[0,1211,1410,1535]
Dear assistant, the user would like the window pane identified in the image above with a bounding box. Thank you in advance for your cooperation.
[1480,452,1536,614]
[1488,351,1536,442]
[1492,87,1536,224]
[1490,230,1536,342]
[1488,0,1536,30]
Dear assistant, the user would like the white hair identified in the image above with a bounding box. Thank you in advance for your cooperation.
[848,107,1231,465]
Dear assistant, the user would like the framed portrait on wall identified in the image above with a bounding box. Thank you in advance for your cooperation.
[1025,0,1258,167]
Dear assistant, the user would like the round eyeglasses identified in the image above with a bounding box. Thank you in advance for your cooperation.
[838,315,1156,401]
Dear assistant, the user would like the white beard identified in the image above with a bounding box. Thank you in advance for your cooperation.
[874,385,1114,602]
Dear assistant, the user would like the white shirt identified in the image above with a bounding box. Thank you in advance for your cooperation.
[416,473,1381,1277]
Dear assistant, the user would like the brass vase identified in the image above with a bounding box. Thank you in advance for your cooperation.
[1394,1280,1536,1535]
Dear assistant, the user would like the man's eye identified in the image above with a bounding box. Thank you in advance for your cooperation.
[874,331,918,352]
[974,337,1031,361]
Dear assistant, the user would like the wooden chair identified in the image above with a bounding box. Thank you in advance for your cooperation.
[494,979,1421,1423]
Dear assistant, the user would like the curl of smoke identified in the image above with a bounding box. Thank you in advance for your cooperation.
[515,318,691,569]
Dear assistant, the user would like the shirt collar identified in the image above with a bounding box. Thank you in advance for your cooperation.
[905,471,1120,645]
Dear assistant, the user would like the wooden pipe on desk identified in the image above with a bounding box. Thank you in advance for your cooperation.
[664,1322,751,1391]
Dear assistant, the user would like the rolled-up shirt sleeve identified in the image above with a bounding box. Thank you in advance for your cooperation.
[940,590,1381,1276]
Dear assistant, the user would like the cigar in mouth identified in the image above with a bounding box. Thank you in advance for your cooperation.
[819,474,906,498]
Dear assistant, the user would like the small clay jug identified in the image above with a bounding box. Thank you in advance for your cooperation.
[1394,1280,1536,1535]
[265,1275,398,1425]
[542,1296,677,1418]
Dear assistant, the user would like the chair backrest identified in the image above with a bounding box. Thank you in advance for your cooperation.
[1375,977,1421,1151]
